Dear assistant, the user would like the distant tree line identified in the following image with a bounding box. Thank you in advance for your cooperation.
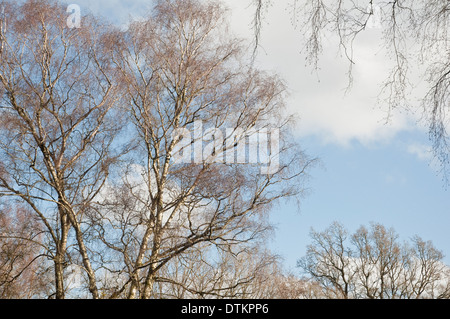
[298,222,450,299]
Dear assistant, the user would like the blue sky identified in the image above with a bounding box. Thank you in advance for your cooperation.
[61,0,450,271]
[271,132,450,270]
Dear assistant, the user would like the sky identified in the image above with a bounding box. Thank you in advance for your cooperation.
[60,0,450,271]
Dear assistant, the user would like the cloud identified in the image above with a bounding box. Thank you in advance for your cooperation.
[406,143,443,174]
[226,0,423,147]
[62,0,425,147]
[407,143,433,162]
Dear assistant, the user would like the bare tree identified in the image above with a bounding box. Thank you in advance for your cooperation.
[0,0,123,299]
[253,0,450,177]
[243,261,325,299]
[298,222,355,299]
[405,236,450,299]
[151,243,281,299]
[298,222,450,299]
[351,223,408,299]
[0,202,50,298]
[0,0,313,299]
[87,0,314,299]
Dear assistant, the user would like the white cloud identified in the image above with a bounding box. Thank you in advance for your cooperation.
[406,143,442,173]
[226,0,424,147]
[64,0,427,147]
[407,143,433,162]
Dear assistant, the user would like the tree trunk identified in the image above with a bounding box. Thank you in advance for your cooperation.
[141,224,163,299]
[59,195,99,299]
[54,252,65,299]
[72,222,99,299]
[142,264,157,299]
[54,206,69,299]
[127,222,155,299]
